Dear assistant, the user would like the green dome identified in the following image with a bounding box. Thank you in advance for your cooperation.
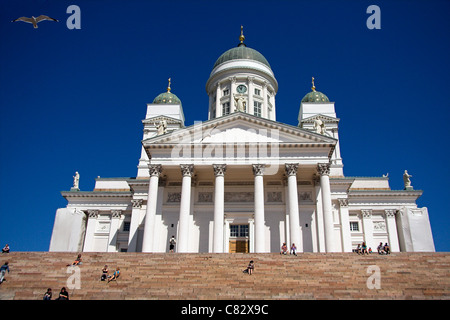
[152,91,182,105]
[301,90,330,103]
[213,45,271,69]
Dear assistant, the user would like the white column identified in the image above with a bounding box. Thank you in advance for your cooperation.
[229,77,236,113]
[361,209,374,249]
[318,163,336,252]
[178,164,194,253]
[128,199,143,252]
[213,164,226,253]
[83,210,98,252]
[108,210,121,252]
[385,210,400,252]
[247,77,254,115]
[215,83,221,118]
[285,163,302,252]
[262,81,268,119]
[142,164,162,253]
[253,164,266,253]
[338,199,352,252]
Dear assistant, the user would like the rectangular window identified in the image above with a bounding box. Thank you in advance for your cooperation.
[223,89,229,96]
[230,225,249,238]
[350,222,359,232]
[123,221,131,232]
[222,102,230,115]
[239,225,249,237]
[254,101,262,117]
[230,225,239,237]
[254,88,261,96]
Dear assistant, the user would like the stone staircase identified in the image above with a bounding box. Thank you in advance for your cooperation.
[0,252,449,300]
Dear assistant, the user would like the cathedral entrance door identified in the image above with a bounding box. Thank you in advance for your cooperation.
[229,224,249,253]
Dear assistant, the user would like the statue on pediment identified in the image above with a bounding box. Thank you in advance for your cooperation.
[155,120,167,135]
[313,118,326,134]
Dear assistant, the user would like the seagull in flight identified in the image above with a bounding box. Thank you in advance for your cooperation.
[11,15,59,28]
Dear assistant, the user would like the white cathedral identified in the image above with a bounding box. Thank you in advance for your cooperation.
[50,28,435,254]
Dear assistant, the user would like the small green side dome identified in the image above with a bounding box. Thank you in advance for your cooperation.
[152,91,182,105]
[301,77,330,103]
[301,90,329,103]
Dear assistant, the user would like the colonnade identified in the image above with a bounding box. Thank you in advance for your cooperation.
[140,162,335,253]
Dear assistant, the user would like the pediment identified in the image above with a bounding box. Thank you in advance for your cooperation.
[143,112,336,147]
[142,115,184,125]
[301,114,340,124]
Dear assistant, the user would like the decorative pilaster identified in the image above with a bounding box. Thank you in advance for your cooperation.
[285,163,302,252]
[318,163,335,252]
[338,198,352,252]
[128,199,143,252]
[385,209,400,252]
[108,210,122,252]
[142,164,162,252]
[178,164,194,253]
[253,164,266,253]
[361,209,374,249]
[213,164,227,252]
[83,210,99,252]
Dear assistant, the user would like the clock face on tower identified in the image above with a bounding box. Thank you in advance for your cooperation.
[237,85,247,93]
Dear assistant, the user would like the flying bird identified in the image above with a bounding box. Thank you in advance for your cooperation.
[11,15,59,28]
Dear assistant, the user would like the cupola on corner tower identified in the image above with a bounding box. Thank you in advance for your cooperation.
[206,26,278,120]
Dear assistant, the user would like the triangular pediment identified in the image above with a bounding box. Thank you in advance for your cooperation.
[301,114,340,124]
[142,115,184,125]
[142,112,337,147]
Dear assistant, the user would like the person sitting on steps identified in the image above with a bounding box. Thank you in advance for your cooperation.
[108,267,120,283]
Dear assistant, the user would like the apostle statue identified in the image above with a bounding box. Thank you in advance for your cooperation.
[155,120,167,135]
[313,118,326,135]
[403,170,413,189]
[73,171,80,189]
[233,94,246,112]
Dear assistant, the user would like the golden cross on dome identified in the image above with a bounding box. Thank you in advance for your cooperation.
[311,77,316,92]
[167,78,171,92]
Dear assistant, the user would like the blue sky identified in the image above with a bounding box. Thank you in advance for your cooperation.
[0,0,449,252]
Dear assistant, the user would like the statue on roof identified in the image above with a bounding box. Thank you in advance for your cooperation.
[403,170,413,190]
[72,171,80,189]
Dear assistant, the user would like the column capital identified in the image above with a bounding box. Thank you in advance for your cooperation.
[317,163,330,176]
[285,163,299,176]
[180,164,194,177]
[131,199,143,208]
[111,210,122,218]
[338,198,348,207]
[252,164,266,176]
[385,209,397,218]
[148,164,162,177]
[213,164,227,176]
[87,210,99,218]
[361,209,372,218]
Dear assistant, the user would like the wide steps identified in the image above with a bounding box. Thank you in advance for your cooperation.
[0,252,449,300]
